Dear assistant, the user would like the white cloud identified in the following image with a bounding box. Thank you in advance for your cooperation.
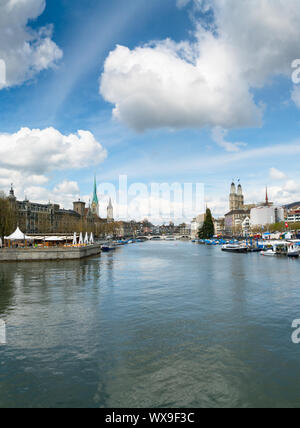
[0,170,82,210]
[0,127,107,175]
[0,168,48,196]
[211,127,247,152]
[53,180,80,195]
[269,167,287,180]
[283,179,299,194]
[100,0,300,132]
[0,0,62,89]
[23,181,80,208]
[100,40,262,132]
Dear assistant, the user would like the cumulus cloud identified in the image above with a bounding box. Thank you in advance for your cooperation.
[0,169,78,209]
[100,40,262,132]
[0,0,62,89]
[0,127,107,175]
[0,168,48,195]
[53,180,80,195]
[100,0,300,132]
[23,181,81,208]
[269,167,287,181]
[211,127,247,152]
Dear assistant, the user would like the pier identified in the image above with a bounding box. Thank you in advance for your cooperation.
[0,244,101,262]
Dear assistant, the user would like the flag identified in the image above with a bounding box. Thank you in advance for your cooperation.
[285,222,289,229]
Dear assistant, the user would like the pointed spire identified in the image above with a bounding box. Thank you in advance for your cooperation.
[92,175,98,205]
[266,187,269,206]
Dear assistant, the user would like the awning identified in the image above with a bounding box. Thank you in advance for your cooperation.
[4,227,33,241]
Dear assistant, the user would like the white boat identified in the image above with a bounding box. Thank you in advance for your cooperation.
[222,244,248,253]
[287,245,300,258]
[261,249,277,256]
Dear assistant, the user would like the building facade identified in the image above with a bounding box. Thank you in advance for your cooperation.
[250,189,284,227]
[191,214,206,239]
[214,218,225,236]
[7,180,110,236]
[287,209,300,223]
[250,205,284,226]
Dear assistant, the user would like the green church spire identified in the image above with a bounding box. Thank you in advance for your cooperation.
[92,175,98,205]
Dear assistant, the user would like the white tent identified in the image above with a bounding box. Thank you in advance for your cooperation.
[84,232,89,244]
[72,232,77,245]
[4,227,33,241]
[79,232,83,245]
[89,233,94,245]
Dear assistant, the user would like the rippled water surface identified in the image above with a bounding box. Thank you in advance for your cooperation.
[1,241,300,408]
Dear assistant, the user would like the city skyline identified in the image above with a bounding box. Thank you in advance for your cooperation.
[1,0,300,221]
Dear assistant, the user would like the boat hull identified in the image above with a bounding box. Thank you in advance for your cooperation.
[101,246,117,252]
[287,252,300,258]
[222,247,248,253]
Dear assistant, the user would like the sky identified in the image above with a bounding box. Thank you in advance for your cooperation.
[1,0,300,223]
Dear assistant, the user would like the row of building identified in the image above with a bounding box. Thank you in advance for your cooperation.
[3,177,299,239]
[6,178,114,236]
[4,178,193,238]
[192,181,300,237]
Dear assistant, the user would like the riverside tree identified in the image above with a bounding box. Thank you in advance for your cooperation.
[0,192,17,239]
[198,208,215,239]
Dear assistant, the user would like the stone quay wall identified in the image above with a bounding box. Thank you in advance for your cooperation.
[0,245,101,262]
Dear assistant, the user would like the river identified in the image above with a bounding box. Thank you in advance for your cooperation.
[1,241,300,408]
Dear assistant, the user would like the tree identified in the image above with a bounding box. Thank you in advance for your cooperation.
[198,208,214,239]
[0,193,17,239]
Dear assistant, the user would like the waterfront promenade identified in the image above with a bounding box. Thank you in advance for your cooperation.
[0,244,101,262]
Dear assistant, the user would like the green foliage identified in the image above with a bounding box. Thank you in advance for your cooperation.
[198,208,215,239]
[267,222,300,233]
[0,195,17,238]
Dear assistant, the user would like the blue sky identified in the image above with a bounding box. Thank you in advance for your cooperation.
[1,0,300,222]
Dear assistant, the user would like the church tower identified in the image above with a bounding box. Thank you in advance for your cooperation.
[8,184,16,203]
[107,198,114,223]
[229,181,244,211]
[8,183,17,209]
[91,176,99,217]
[229,182,237,211]
[237,183,244,209]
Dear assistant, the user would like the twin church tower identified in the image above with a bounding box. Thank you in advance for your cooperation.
[229,181,244,211]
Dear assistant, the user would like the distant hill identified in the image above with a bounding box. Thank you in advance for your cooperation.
[284,202,300,209]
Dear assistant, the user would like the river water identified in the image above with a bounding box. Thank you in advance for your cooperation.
[1,241,300,408]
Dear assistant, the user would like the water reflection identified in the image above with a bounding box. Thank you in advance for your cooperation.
[1,243,300,408]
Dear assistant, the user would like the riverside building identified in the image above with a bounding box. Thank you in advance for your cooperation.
[250,189,284,227]
[6,179,112,235]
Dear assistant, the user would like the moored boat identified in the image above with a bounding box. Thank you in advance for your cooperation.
[222,244,248,253]
[261,249,276,256]
[101,245,117,252]
[287,245,300,258]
